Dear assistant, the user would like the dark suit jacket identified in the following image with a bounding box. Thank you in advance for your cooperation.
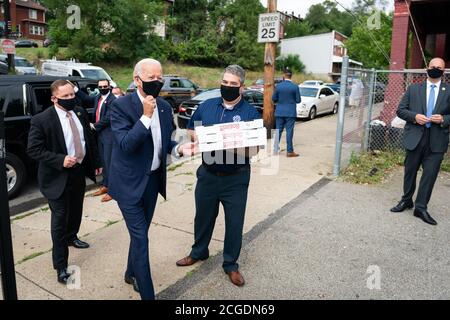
[397,81,450,153]
[108,92,178,205]
[272,80,301,118]
[27,106,101,200]
[76,90,116,142]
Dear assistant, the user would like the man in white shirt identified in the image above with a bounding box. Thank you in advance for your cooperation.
[109,58,196,300]
[392,57,450,225]
[76,79,116,202]
[27,80,102,284]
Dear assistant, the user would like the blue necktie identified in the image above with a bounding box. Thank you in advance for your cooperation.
[426,84,436,128]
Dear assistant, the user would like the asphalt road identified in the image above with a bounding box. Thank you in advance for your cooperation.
[159,170,450,300]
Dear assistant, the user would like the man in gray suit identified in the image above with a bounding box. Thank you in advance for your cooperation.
[391,57,450,225]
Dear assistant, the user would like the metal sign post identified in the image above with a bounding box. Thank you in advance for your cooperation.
[0,111,18,300]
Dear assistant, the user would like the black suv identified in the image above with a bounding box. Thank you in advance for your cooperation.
[0,75,99,198]
[127,75,202,113]
[177,89,266,129]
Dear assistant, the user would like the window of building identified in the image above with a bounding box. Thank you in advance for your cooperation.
[29,9,38,20]
[30,25,44,36]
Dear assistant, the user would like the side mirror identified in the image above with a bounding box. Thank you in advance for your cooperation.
[320,94,326,99]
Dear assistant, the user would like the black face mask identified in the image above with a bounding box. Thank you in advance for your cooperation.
[99,88,110,95]
[427,67,444,79]
[139,78,164,98]
[221,85,241,102]
[58,97,78,111]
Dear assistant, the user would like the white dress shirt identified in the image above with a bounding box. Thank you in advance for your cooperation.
[54,106,86,161]
[137,90,163,171]
[426,79,441,112]
[96,92,110,119]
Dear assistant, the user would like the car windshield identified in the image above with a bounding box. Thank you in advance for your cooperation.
[299,87,319,97]
[15,59,33,67]
[303,81,319,85]
[81,69,111,81]
[192,89,221,101]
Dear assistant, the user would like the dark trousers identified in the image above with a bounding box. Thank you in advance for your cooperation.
[117,169,161,300]
[275,116,296,153]
[98,136,113,187]
[402,128,444,211]
[48,165,86,270]
[190,165,250,273]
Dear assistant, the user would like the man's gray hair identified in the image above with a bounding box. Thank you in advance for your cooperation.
[133,58,162,78]
[224,65,246,85]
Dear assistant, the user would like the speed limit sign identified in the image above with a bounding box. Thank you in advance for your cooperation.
[258,13,281,43]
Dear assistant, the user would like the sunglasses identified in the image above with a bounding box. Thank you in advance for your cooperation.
[98,85,110,89]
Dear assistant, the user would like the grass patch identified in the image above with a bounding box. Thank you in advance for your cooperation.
[174,172,194,177]
[341,150,405,184]
[16,250,50,265]
[15,48,318,91]
[168,162,185,172]
[440,157,450,173]
[105,220,120,227]
[11,210,39,222]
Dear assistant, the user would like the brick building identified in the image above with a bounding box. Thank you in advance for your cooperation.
[381,0,450,123]
[0,0,47,41]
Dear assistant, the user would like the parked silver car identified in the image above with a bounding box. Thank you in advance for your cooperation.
[0,54,38,75]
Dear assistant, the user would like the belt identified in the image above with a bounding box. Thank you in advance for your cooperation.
[205,166,249,177]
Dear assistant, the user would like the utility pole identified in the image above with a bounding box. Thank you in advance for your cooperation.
[2,0,15,74]
[0,111,18,300]
[262,0,277,137]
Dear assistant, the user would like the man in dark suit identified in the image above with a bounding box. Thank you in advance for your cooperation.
[272,69,301,157]
[27,80,101,284]
[76,79,116,202]
[109,58,196,300]
[391,57,450,225]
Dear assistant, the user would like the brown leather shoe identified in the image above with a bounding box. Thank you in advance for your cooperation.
[101,194,113,202]
[93,186,108,196]
[176,256,199,267]
[287,152,299,158]
[227,270,245,287]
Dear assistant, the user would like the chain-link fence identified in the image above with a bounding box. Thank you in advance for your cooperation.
[334,62,450,175]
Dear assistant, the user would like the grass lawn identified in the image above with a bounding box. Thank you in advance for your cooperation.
[341,150,450,185]
[15,48,320,90]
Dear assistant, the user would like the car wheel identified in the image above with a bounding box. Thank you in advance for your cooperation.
[6,153,27,199]
[309,106,317,120]
[332,102,339,114]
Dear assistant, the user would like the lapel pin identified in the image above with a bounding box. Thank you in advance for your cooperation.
[442,87,446,91]
[77,112,81,116]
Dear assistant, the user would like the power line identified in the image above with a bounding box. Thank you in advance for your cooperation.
[332,0,391,65]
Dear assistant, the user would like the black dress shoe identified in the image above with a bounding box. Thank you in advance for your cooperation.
[124,275,139,293]
[57,268,71,284]
[390,200,414,212]
[414,209,437,225]
[68,239,90,249]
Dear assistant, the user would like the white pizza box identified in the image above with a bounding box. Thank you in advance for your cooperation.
[195,119,267,152]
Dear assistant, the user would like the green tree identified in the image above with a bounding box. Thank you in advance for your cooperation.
[283,20,312,39]
[276,54,305,73]
[42,0,164,63]
[345,12,392,69]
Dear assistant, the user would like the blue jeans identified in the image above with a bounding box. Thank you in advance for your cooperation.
[275,117,296,153]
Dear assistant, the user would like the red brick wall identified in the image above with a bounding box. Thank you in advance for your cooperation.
[381,0,411,124]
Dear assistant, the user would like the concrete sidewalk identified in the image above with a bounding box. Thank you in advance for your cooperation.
[2,114,338,300]
[162,169,450,300]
